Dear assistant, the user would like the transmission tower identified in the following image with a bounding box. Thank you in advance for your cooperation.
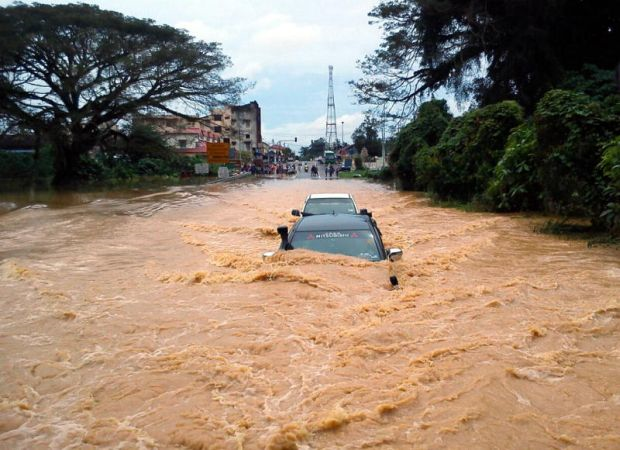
[325,65,338,150]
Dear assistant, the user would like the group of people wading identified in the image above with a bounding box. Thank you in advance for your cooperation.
[310,164,337,179]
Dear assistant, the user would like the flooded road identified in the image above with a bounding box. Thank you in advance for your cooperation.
[1,178,618,449]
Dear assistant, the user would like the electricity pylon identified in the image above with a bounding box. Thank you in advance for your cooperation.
[325,65,338,150]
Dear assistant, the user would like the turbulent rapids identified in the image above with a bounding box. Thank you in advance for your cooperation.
[0,178,618,449]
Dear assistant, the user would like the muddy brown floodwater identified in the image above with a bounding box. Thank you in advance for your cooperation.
[0,177,618,450]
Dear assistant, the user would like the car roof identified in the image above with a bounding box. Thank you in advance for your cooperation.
[307,193,352,200]
[294,213,372,231]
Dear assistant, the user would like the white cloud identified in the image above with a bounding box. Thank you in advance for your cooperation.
[1,0,385,132]
[263,111,366,147]
[253,22,321,49]
[252,78,273,92]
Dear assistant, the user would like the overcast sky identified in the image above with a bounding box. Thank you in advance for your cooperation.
[1,0,385,148]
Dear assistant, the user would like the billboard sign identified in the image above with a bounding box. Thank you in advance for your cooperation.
[207,143,230,164]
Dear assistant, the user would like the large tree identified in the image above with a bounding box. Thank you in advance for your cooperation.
[352,115,382,157]
[300,138,326,160]
[353,0,620,114]
[0,3,245,184]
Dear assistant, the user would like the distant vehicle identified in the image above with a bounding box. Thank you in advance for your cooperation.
[292,193,358,216]
[324,150,336,164]
[287,164,296,175]
[316,158,324,164]
[340,159,352,172]
[263,214,402,264]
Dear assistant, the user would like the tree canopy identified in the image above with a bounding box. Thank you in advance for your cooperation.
[300,138,326,160]
[352,115,382,157]
[353,0,620,114]
[0,2,246,183]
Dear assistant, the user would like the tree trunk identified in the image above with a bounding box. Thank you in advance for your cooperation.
[51,129,94,186]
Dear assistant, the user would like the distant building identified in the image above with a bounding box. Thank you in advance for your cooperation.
[134,114,222,159]
[268,144,288,163]
[337,144,357,158]
[209,101,262,157]
[136,101,262,161]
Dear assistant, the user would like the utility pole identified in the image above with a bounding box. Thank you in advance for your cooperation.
[341,121,344,146]
[325,65,338,151]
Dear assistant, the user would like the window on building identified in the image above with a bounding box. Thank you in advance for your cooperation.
[245,142,251,151]
[223,138,230,143]
[245,134,250,139]
[213,114,222,121]
[232,141,236,146]
[178,139,187,148]
[214,126,222,133]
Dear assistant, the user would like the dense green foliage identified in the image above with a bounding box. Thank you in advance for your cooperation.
[352,116,382,157]
[485,122,541,211]
[390,100,452,189]
[77,153,202,182]
[0,146,202,184]
[598,137,620,234]
[0,3,244,185]
[0,147,54,180]
[405,100,523,200]
[534,90,619,220]
[390,85,620,234]
[299,139,327,160]
[354,0,620,113]
[353,0,620,236]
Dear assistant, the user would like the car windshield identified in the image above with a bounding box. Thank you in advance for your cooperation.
[303,198,356,215]
[290,229,381,261]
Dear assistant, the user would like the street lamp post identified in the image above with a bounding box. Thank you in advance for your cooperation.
[341,121,344,146]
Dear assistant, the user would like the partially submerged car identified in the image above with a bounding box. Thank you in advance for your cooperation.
[292,193,359,217]
[264,213,402,263]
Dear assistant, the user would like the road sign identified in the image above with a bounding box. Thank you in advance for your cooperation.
[207,143,230,164]
[194,163,209,174]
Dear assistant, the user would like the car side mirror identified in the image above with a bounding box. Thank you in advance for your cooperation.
[277,225,291,250]
[387,248,403,262]
[262,251,276,261]
[291,209,300,216]
[360,208,372,218]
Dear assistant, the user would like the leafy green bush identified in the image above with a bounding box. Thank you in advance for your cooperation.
[430,100,524,201]
[0,145,54,180]
[599,136,620,234]
[391,99,452,189]
[0,151,35,178]
[412,144,440,191]
[560,64,618,102]
[485,122,542,211]
[534,89,620,220]
[367,166,393,181]
[354,155,364,170]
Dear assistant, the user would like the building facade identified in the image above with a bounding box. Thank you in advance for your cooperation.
[209,101,262,157]
[134,115,222,159]
[137,101,262,161]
